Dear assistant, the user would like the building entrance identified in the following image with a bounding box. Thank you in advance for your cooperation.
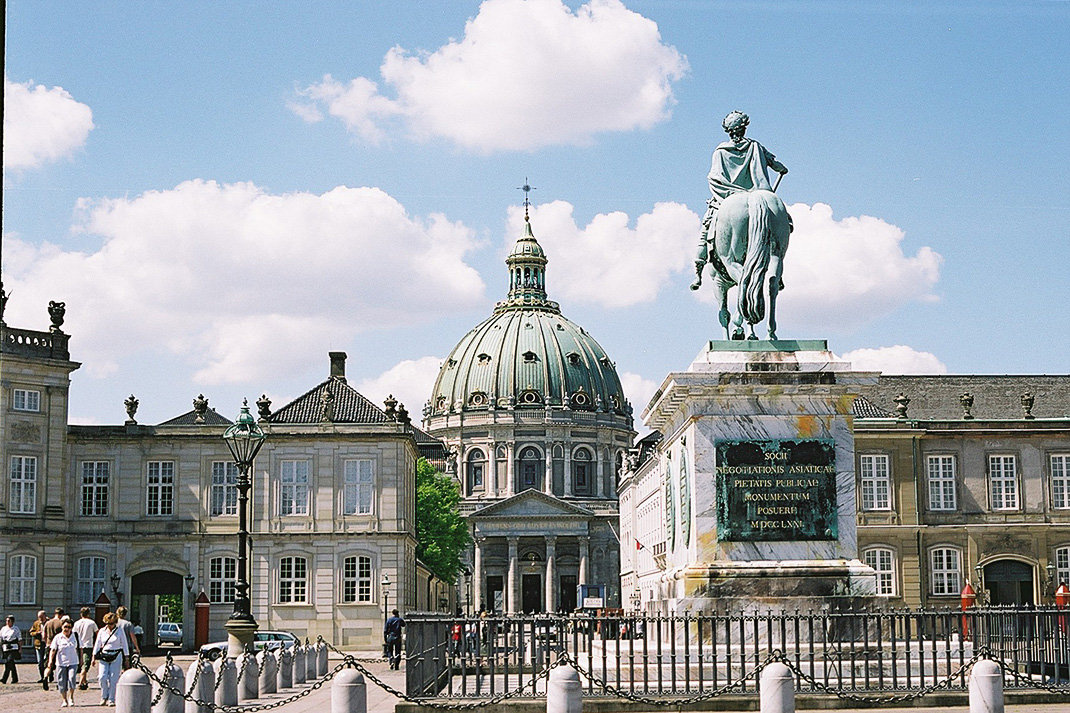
[983,560,1034,606]
[486,576,504,614]
[130,570,184,648]
[560,575,577,612]
[522,575,542,613]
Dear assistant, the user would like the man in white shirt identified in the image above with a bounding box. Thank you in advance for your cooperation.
[71,608,98,690]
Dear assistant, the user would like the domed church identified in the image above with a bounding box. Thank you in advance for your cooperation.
[424,202,635,613]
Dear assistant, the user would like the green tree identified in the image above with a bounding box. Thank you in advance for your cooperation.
[416,457,470,582]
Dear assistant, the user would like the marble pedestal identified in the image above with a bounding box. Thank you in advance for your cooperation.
[643,340,878,618]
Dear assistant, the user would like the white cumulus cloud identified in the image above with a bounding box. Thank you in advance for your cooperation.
[3,180,485,383]
[291,0,687,151]
[356,356,446,419]
[514,200,697,307]
[4,76,94,169]
[841,345,948,374]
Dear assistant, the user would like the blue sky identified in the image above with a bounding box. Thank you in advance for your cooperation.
[3,0,1068,426]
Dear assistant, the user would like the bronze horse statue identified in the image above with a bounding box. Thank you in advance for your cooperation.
[691,189,791,340]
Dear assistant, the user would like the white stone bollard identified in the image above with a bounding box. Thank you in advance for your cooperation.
[152,660,185,713]
[332,669,367,713]
[277,648,293,689]
[316,640,329,677]
[259,649,278,694]
[185,659,214,713]
[760,662,795,713]
[116,668,153,713]
[215,657,237,707]
[305,644,317,680]
[238,652,259,701]
[294,645,307,684]
[969,659,1005,713]
[547,665,582,713]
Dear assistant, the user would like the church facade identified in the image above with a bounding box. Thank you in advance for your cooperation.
[423,211,635,613]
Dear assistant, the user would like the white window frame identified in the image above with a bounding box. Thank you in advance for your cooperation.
[12,388,41,412]
[80,461,110,517]
[76,556,106,604]
[930,547,962,596]
[209,556,237,604]
[1056,546,1070,589]
[859,454,891,511]
[9,455,37,514]
[863,547,897,596]
[278,556,308,603]
[927,454,957,511]
[343,460,374,515]
[146,461,175,516]
[342,555,373,603]
[280,460,309,516]
[988,454,1019,511]
[9,554,37,604]
[1052,454,1070,510]
[210,461,239,517]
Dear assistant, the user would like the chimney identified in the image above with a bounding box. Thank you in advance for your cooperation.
[329,352,347,382]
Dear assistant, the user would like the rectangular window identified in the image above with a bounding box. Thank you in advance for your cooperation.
[147,461,175,516]
[342,555,373,603]
[209,557,237,604]
[279,556,307,603]
[860,454,891,511]
[77,556,106,604]
[863,548,896,596]
[9,554,37,604]
[1052,455,1070,510]
[989,455,1019,511]
[280,460,309,516]
[930,547,961,596]
[343,460,374,515]
[927,455,957,511]
[12,388,41,412]
[1056,547,1070,589]
[80,461,110,517]
[9,455,37,514]
[210,462,239,516]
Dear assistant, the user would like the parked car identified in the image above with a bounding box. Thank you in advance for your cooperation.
[157,622,182,645]
[199,630,299,660]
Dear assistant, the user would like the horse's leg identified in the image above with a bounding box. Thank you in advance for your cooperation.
[715,275,731,339]
[767,254,782,340]
[730,289,746,340]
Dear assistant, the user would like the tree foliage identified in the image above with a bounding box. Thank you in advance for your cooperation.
[415,457,470,582]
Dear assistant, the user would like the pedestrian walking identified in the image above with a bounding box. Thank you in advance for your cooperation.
[0,615,22,684]
[114,606,139,669]
[29,610,48,685]
[91,612,128,707]
[44,618,80,707]
[384,609,404,670]
[72,606,98,690]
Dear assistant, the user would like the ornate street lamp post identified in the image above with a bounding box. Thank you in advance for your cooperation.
[223,400,267,658]
[382,573,391,624]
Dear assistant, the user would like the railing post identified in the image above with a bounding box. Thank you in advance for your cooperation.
[317,639,329,676]
[152,660,185,713]
[969,659,1004,713]
[259,649,278,694]
[306,642,317,680]
[238,652,259,701]
[547,664,581,713]
[116,668,152,713]
[294,644,307,684]
[332,668,367,713]
[277,648,293,689]
[760,661,794,713]
[215,657,237,707]
[185,659,214,713]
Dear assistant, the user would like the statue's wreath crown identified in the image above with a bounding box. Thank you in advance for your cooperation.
[723,111,749,133]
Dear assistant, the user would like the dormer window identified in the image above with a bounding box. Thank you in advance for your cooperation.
[477,353,491,365]
[518,390,542,405]
[447,359,457,369]
[522,351,538,363]
[571,390,591,408]
[567,352,581,366]
[599,357,613,368]
[468,392,488,407]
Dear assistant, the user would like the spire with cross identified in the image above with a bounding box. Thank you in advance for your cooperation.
[518,178,536,221]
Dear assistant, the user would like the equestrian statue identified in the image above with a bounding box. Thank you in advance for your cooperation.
[691,111,791,340]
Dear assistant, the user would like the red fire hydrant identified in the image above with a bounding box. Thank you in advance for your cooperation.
[960,582,977,641]
[1056,583,1069,633]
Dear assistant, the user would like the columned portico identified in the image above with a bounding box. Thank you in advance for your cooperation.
[507,537,519,613]
[473,536,485,611]
[579,536,590,585]
[545,536,557,612]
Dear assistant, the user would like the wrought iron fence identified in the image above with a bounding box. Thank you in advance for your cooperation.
[405,607,1070,699]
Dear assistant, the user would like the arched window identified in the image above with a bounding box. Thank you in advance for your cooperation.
[863,547,897,596]
[572,449,592,495]
[929,547,962,596]
[279,556,308,603]
[209,556,237,604]
[518,447,543,492]
[1055,546,1070,589]
[467,449,486,492]
[342,555,373,603]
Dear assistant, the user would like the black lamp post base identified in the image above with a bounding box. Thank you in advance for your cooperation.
[223,616,259,659]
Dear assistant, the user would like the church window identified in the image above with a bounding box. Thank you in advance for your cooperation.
[467,449,486,492]
[477,353,491,365]
[573,448,592,495]
[519,447,542,492]
[571,390,590,408]
[567,352,580,365]
[518,390,542,405]
[469,391,487,407]
[522,351,538,363]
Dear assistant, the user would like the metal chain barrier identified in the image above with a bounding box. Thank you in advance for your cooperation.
[321,637,388,664]
[999,662,1070,695]
[186,651,204,695]
[149,650,174,708]
[235,650,250,684]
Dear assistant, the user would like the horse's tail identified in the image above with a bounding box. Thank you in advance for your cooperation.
[740,193,773,324]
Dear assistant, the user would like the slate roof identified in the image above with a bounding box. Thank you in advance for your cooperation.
[158,408,233,427]
[861,375,1070,421]
[851,395,893,419]
[270,376,391,424]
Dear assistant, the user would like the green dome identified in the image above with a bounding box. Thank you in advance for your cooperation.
[429,217,630,417]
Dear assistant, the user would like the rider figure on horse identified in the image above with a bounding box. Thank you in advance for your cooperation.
[693,111,789,287]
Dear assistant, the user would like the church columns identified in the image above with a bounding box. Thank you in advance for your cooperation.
[473,536,485,612]
[563,447,572,498]
[544,447,554,496]
[545,536,557,613]
[505,442,516,497]
[595,448,605,498]
[579,535,590,586]
[489,446,498,496]
[507,537,519,613]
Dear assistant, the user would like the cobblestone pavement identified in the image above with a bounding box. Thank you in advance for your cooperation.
[0,653,1066,712]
